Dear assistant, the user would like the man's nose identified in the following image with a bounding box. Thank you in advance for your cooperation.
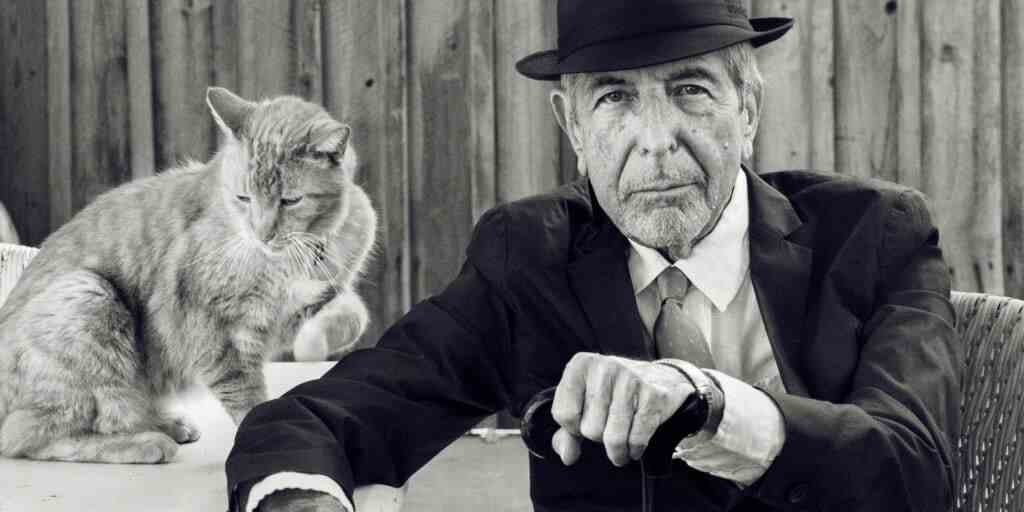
[636,103,679,158]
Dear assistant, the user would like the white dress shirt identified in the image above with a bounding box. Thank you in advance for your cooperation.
[248,171,786,510]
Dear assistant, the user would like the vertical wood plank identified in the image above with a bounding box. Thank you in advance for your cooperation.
[495,0,560,202]
[468,0,496,219]
[69,0,131,210]
[970,0,1004,294]
[0,0,52,245]
[833,0,899,180]
[1003,0,1024,298]
[239,0,293,98]
[126,0,155,178]
[921,0,978,291]
[895,0,922,190]
[152,0,214,170]
[212,0,240,93]
[47,0,72,236]
[408,0,476,301]
[322,0,410,347]
[292,0,323,103]
[753,0,834,173]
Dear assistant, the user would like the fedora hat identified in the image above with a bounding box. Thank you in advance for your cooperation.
[516,0,794,81]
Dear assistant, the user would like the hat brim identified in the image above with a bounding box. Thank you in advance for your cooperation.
[515,17,794,81]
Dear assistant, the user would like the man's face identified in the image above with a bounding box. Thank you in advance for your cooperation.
[553,51,757,259]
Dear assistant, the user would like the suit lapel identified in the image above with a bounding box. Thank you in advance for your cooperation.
[565,185,651,360]
[746,169,813,397]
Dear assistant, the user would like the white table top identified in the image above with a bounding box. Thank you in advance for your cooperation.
[0,363,405,512]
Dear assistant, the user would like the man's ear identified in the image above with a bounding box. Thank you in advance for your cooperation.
[740,88,760,161]
[550,89,588,176]
[207,87,253,140]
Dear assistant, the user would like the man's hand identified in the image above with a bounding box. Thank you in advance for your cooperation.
[256,489,347,512]
[551,353,695,467]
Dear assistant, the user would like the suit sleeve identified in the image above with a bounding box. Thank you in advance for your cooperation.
[225,210,516,511]
[751,190,961,511]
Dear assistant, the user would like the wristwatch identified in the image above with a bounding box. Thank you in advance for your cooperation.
[655,359,725,437]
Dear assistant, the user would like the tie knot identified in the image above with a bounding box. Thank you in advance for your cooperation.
[656,266,689,302]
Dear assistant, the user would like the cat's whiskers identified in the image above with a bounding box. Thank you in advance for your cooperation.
[293,235,343,295]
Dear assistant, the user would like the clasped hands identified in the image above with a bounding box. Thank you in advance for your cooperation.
[256,353,695,511]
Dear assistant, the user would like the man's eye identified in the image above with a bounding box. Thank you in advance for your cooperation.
[281,196,304,207]
[236,195,251,203]
[673,84,709,97]
[598,91,629,105]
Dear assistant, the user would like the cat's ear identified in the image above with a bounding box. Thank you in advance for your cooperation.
[206,87,253,139]
[311,124,351,166]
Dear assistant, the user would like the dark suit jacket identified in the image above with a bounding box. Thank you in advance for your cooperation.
[226,169,961,512]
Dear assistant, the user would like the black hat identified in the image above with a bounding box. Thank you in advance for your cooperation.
[515,0,794,81]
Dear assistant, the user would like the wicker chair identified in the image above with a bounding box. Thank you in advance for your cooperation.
[952,291,1024,511]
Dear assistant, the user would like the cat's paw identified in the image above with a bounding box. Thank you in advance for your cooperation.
[163,417,201,444]
[129,432,179,464]
[293,320,330,362]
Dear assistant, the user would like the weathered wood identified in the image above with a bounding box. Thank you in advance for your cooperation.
[921,0,979,292]
[969,0,1004,294]
[895,0,922,189]
[212,0,240,93]
[152,0,215,169]
[468,0,496,220]
[46,0,72,237]
[322,0,410,347]
[126,0,155,178]
[408,0,476,301]
[69,0,131,210]
[292,0,323,103]
[0,0,52,246]
[494,0,560,203]
[753,1,834,173]
[1004,0,1024,298]
[833,1,898,180]
[239,0,293,99]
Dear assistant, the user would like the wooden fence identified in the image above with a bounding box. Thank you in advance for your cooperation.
[2,0,1024,348]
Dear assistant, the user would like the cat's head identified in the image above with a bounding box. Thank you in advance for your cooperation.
[206,86,354,252]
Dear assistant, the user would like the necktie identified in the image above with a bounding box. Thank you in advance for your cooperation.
[653,266,716,369]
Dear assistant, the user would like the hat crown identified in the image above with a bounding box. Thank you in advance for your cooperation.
[556,0,754,61]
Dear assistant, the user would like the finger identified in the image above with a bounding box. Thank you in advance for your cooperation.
[578,360,615,442]
[552,427,582,466]
[603,373,638,466]
[552,353,592,435]
[628,386,666,460]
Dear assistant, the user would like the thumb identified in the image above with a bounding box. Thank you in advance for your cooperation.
[552,427,582,466]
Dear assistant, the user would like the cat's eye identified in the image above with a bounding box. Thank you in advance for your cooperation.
[281,196,304,207]
[236,195,251,203]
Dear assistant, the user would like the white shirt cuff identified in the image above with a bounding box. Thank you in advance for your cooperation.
[673,369,786,486]
[246,472,353,512]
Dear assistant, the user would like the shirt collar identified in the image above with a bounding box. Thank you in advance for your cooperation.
[627,170,750,312]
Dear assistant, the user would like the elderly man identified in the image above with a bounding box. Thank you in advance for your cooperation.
[228,1,961,510]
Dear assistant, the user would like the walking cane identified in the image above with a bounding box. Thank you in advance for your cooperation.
[521,386,709,512]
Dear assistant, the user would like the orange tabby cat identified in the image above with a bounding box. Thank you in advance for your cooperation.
[0,87,376,463]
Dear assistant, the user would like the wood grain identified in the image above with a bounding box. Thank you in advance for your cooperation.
[753,0,834,173]
[921,0,980,291]
[69,0,131,210]
[1004,0,1024,298]
[495,0,560,203]
[126,0,155,178]
[0,0,52,245]
[239,0,293,99]
[408,0,476,301]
